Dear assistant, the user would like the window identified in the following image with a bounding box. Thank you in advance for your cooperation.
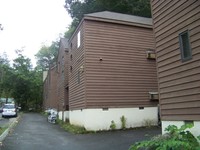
[70,66,72,73]
[77,31,80,48]
[70,43,73,50]
[179,30,192,61]
[70,54,73,61]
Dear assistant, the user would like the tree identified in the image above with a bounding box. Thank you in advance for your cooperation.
[64,24,76,38]
[0,53,13,101]
[64,0,152,37]
[35,41,59,70]
[7,50,43,110]
[11,50,33,109]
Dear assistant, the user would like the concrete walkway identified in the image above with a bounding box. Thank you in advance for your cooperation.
[1,113,161,150]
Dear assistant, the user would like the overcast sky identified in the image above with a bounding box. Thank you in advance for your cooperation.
[0,0,72,66]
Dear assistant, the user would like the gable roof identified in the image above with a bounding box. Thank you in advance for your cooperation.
[84,11,152,28]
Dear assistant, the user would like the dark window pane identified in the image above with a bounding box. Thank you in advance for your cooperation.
[181,33,191,58]
[179,31,192,61]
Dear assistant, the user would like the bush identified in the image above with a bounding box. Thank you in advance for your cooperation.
[57,119,93,134]
[110,120,116,130]
[120,115,126,129]
[129,123,200,150]
[0,127,7,135]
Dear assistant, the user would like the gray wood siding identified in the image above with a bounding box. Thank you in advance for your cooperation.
[151,0,200,121]
[84,20,158,108]
[69,22,86,110]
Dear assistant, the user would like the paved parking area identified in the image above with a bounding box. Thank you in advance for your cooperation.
[1,113,161,150]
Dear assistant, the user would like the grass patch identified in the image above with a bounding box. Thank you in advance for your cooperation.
[41,111,48,116]
[57,119,94,134]
[0,127,8,135]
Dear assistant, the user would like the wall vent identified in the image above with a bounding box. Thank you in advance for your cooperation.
[149,92,159,100]
[146,49,156,59]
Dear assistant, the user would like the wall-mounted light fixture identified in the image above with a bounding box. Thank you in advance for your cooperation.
[99,57,103,61]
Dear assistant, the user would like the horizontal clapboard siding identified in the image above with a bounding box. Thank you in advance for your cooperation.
[46,67,58,109]
[84,20,158,108]
[57,41,69,111]
[68,22,86,110]
[151,0,200,121]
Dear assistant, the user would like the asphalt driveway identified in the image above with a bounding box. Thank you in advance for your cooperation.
[1,113,161,150]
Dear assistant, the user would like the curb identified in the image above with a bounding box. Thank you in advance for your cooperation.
[0,116,20,142]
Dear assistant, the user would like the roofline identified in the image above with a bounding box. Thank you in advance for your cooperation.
[69,14,152,42]
[84,16,152,28]
[69,18,85,42]
[56,38,69,63]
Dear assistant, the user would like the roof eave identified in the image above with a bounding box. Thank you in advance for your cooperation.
[84,16,152,29]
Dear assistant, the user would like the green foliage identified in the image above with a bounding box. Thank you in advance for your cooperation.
[129,124,200,150]
[64,0,151,38]
[0,51,43,110]
[110,120,116,130]
[0,53,14,98]
[120,115,126,129]
[35,41,59,70]
[143,119,154,128]
[64,25,76,38]
[57,119,92,134]
[0,127,8,135]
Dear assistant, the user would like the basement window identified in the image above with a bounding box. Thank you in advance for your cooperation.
[184,120,194,126]
[179,30,192,61]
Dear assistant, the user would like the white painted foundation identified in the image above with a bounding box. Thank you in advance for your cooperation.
[58,111,69,121]
[69,107,158,131]
[162,121,200,139]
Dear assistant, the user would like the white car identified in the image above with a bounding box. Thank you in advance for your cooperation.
[2,104,18,117]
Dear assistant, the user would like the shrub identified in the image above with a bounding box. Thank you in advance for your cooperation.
[129,123,200,150]
[0,127,7,135]
[110,120,116,130]
[57,119,90,134]
[143,119,154,128]
[120,115,126,129]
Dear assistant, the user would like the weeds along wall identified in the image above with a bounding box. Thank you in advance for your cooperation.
[69,107,158,131]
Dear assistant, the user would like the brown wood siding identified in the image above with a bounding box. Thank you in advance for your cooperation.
[151,0,200,121]
[84,20,158,108]
[43,78,48,109]
[43,67,58,109]
[68,22,86,110]
[64,53,69,110]
[50,67,58,109]
[57,41,69,111]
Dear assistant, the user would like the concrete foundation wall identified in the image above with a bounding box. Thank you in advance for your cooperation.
[70,107,158,131]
